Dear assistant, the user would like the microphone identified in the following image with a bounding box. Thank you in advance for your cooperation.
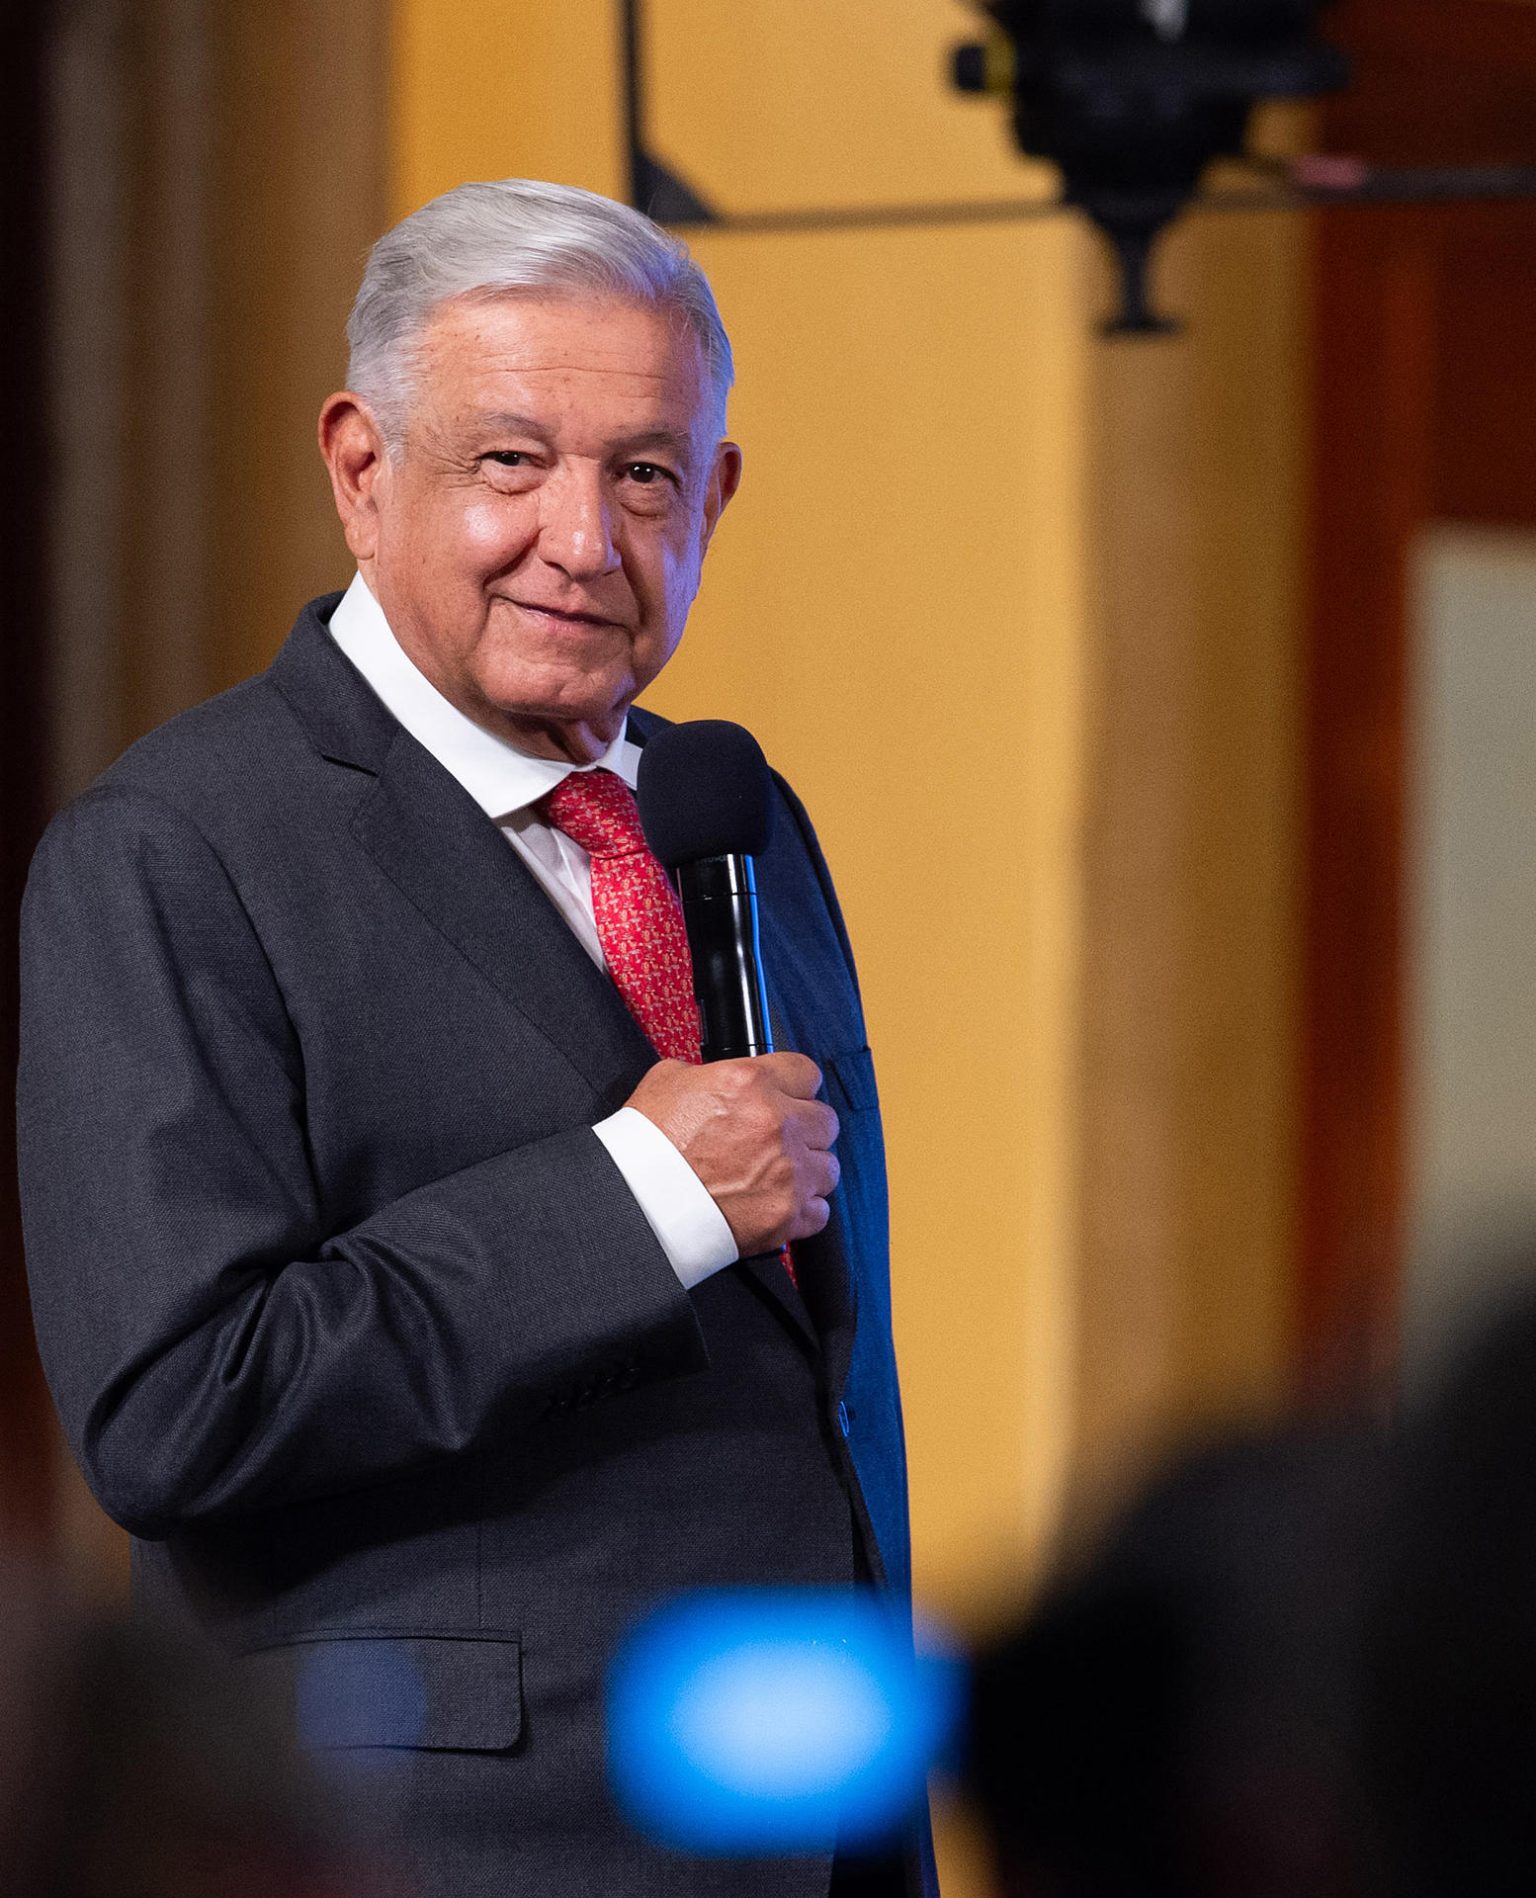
[636,721,775,1063]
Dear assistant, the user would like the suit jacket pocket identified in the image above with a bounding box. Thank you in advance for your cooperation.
[825,1045,879,1117]
[246,1630,523,1752]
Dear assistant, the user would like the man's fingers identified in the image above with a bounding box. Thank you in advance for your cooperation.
[804,1101,839,1154]
[790,1196,832,1241]
[810,1149,841,1199]
[780,1095,838,1155]
[751,1051,823,1100]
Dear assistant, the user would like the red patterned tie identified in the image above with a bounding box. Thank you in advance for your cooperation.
[541,768,702,1063]
[541,767,797,1289]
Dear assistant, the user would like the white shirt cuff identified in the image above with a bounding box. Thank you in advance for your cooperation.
[592,1107,739,1290]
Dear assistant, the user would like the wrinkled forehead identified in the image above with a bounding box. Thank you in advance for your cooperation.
[408,289,721,445]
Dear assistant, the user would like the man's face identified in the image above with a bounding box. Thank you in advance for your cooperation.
[339,292,739,761]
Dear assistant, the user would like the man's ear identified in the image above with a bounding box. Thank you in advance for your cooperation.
[701,441,743,550]
[318,394,391,564]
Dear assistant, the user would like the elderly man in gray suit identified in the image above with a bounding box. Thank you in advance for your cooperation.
[18,180,931,1897]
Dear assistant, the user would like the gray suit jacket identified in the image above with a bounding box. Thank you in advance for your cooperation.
[18,596,930,1896]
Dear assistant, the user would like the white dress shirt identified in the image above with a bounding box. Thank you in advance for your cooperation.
[328,571,737,1290]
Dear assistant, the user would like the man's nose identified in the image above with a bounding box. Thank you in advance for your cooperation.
[537,465,621,579]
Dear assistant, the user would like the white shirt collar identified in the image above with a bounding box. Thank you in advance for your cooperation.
[327,570,641,819]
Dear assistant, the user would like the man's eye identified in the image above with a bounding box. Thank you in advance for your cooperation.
[625,462,670,485]
[485,451,527,468]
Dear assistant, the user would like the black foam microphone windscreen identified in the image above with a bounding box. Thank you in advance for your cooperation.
[636,720,773,870]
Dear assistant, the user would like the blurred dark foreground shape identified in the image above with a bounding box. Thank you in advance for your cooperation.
[0,1572,399,1898]
[1365,1284,1536,1898]
[968,1425,1389,1898]
[967,1257,1536,1898]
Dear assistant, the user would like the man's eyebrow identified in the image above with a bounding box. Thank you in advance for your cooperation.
[470,411,554,441]
[611,426,698,461]
[468,413,700,462]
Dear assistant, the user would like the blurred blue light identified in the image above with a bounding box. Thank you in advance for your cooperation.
[608,1589,964,1853]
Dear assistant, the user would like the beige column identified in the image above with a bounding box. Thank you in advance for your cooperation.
[47,0,389,809]
[1072,197,1309,1509]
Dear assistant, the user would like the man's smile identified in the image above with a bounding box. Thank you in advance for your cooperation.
[502,596,625,630]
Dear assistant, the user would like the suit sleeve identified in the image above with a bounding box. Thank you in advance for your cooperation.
[17,786,707,1540]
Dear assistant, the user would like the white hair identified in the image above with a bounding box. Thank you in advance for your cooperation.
[346,178,734,447]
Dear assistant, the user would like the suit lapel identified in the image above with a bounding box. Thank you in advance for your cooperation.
[270,598,655,1107]
[353,732,656,1108]
[755,962,856,1371]
[805,1209,857,1397]
[735,1249,817,1347]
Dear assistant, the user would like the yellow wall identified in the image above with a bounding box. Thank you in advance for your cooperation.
[390,6,1308,1890]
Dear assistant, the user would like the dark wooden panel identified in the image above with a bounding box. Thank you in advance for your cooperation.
[1326,0,1536,166]
[1301,0,1536,1377]
[1432,204,1536,529]
[1301,206,1436,1373]
[0,0,56,1538]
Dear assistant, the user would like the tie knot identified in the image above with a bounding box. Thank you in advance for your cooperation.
[542,767,649,861]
